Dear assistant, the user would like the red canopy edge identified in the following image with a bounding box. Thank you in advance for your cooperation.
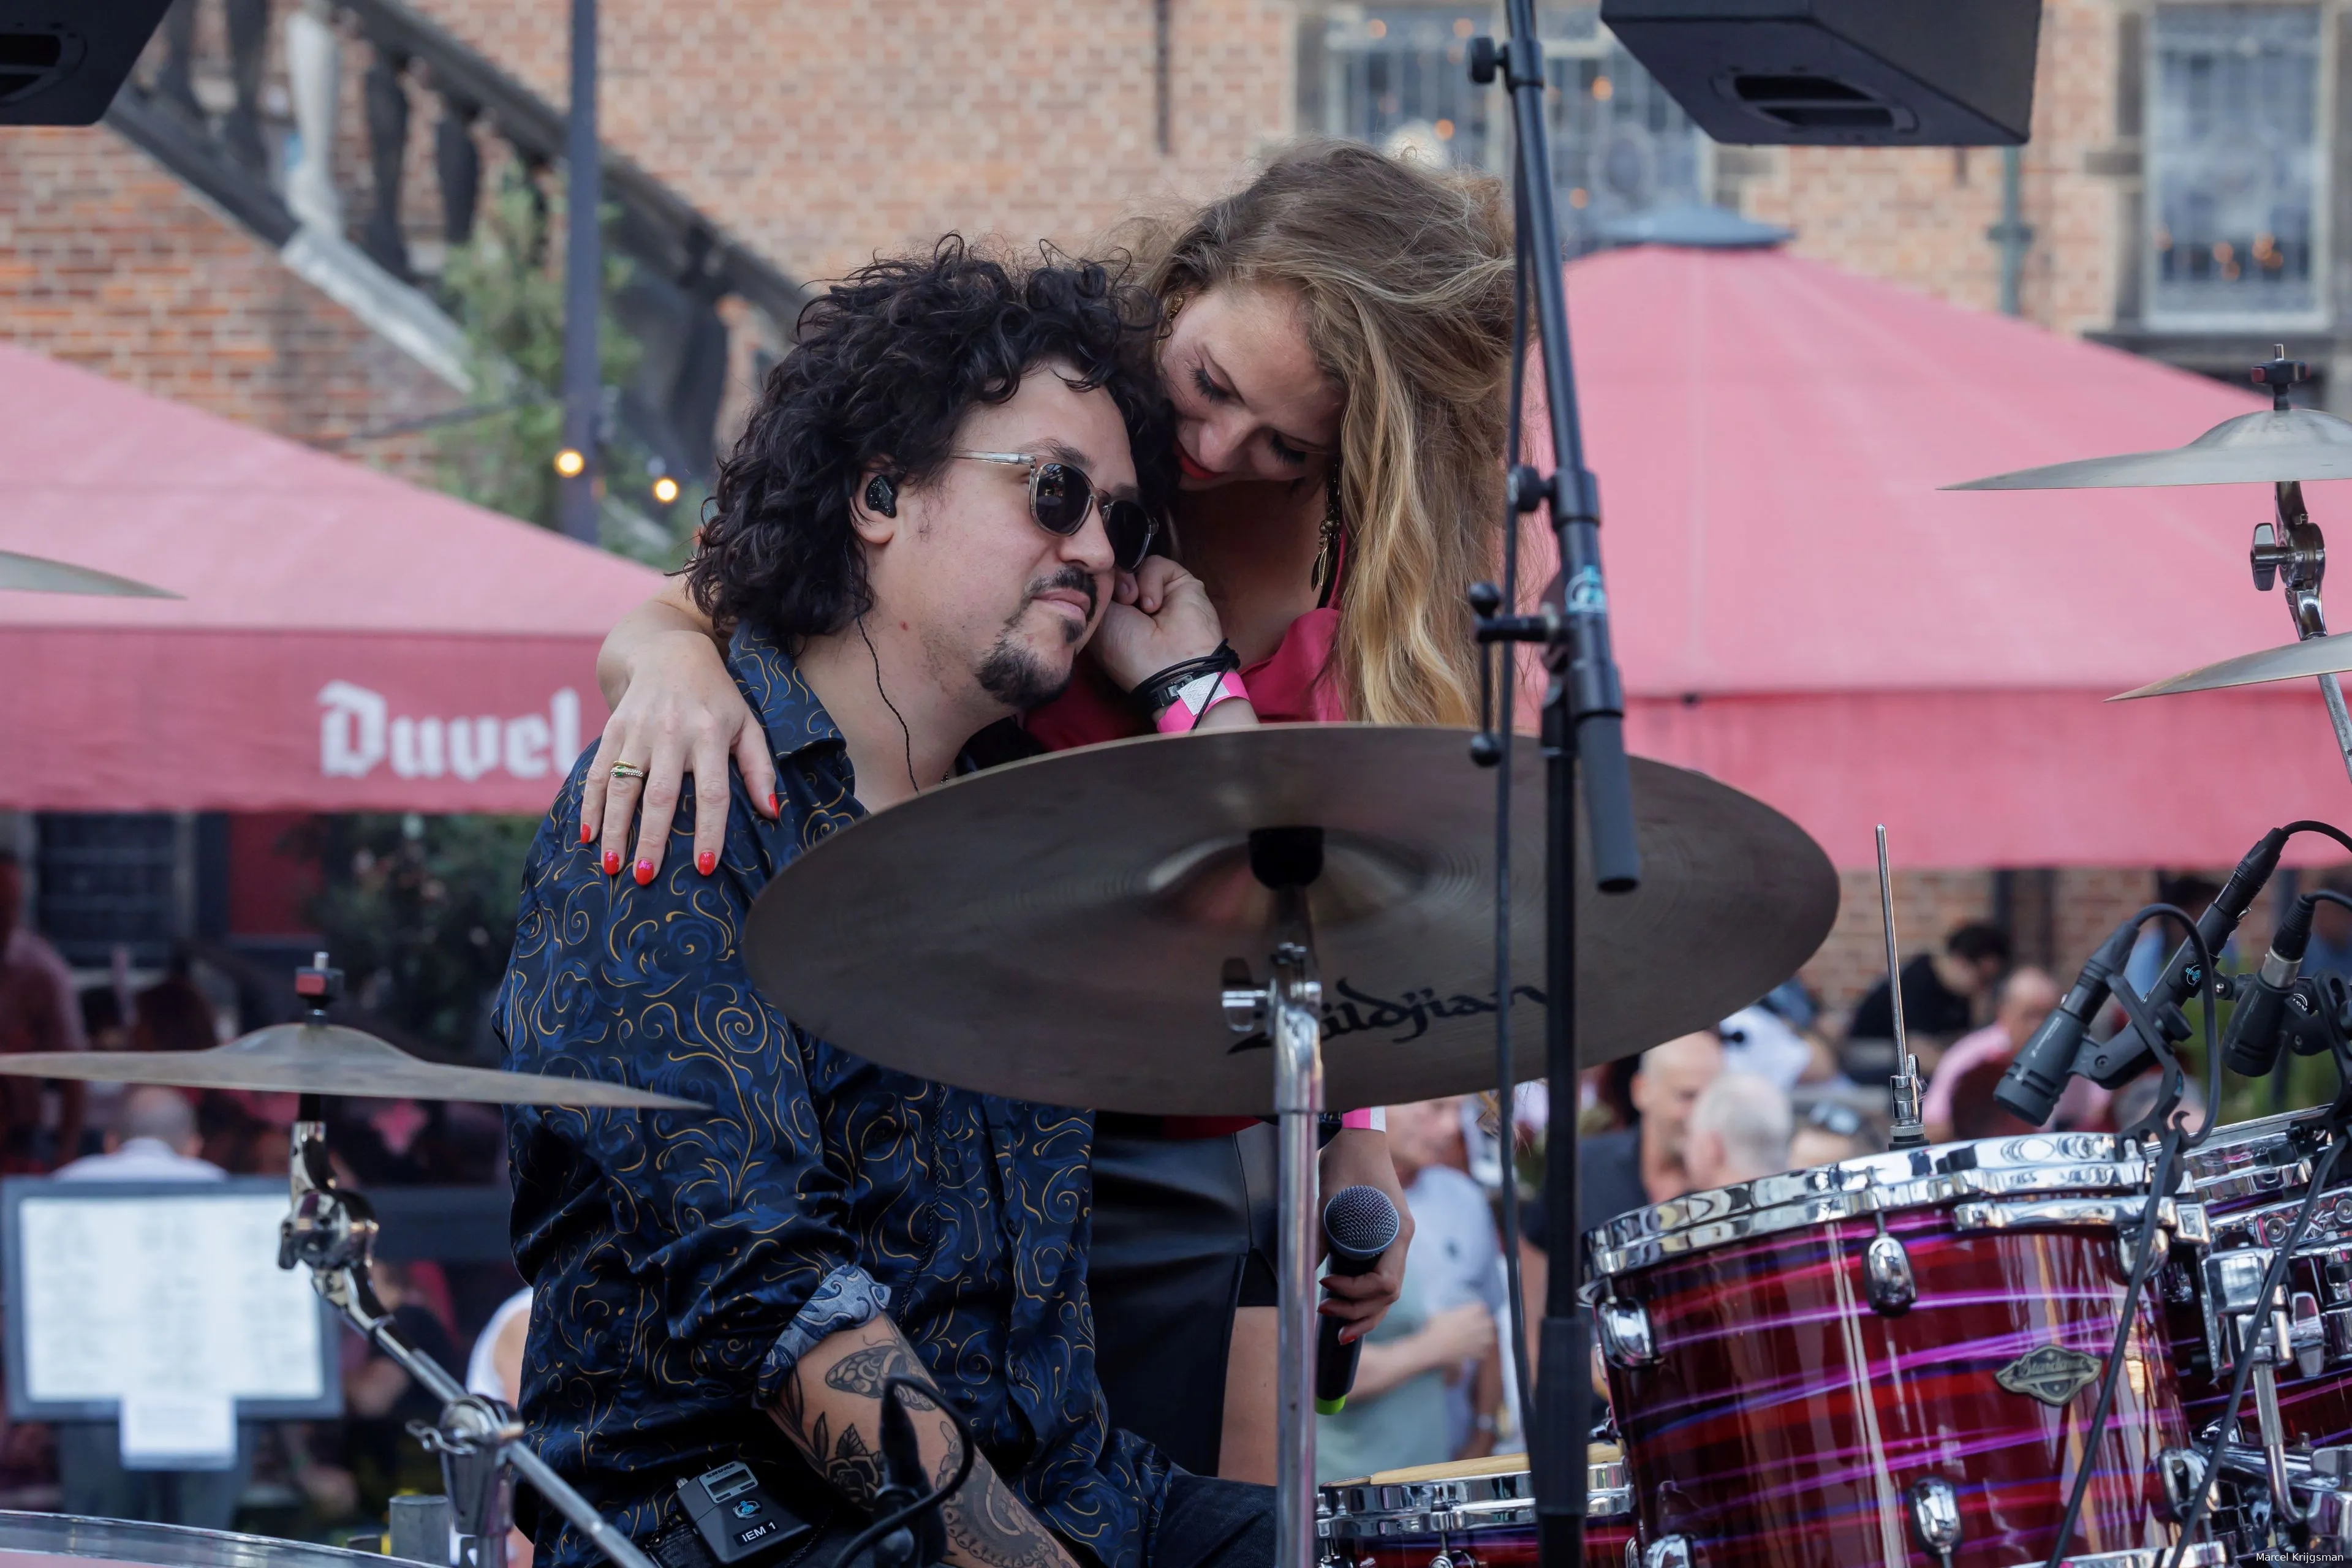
[6,628,605,815]
[1628,685,2345,869]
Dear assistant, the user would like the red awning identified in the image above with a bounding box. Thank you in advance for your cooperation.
[0,345,662,814]
[1553,243,2350,868]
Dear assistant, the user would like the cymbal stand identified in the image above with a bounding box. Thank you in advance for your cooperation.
[2247,350,2352,786]
[1220,828,1328,1568]
[271,960,655,1568]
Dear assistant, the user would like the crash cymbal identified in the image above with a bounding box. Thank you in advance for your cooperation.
[2112,632,2352,700]
[0,549,175,597]
[744,725,1839,1117]
[1946,406,2352,490]
[0,1022,703,1109]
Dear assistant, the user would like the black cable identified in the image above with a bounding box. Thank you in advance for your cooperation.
[2041,903,2212,1568]
[858,615,923,795]
[2285,819,2352,858]
[1492,193,1539,1457]
[830,1376,976,1568]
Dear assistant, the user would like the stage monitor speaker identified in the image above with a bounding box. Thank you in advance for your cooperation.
[0,0,176,126]
[1597,0,2041,147]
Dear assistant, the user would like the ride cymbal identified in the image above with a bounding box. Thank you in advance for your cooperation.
[1947,406,2352,491]
[0,1023,703,1109]
[0,549,176,597]
[744,725,1839,1117]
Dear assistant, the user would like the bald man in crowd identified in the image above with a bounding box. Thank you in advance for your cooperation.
[1682,1072,1794,1191]
[1578,1030,1724,1236]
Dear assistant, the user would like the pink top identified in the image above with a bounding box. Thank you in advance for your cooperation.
[1025,605,1346,750]
[1924,1022,2111,1131]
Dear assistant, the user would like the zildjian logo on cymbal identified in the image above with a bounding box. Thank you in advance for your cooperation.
[1228,979,1547,1054]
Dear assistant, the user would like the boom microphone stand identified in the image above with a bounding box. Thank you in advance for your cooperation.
[1467,10,1644,1568]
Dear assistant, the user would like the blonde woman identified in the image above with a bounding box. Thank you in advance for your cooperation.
[580,140,1518,1482]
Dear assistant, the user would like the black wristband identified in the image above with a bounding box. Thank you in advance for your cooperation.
[1132,641,1242,722]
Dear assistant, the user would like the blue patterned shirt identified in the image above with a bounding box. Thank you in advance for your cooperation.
[497,627,1170,1568]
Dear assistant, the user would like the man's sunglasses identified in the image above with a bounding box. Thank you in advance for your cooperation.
[953,451,1158,573]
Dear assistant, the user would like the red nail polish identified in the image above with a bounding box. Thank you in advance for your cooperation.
[580,821,592,845]
[602,850,621,876]
[633,859,655,886]
[696,850,716,875]
[766,793,779,817]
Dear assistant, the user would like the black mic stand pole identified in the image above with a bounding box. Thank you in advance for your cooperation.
[1469,11,1643,1568]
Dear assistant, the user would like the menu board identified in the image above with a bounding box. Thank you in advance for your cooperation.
[3,1178,343,1460]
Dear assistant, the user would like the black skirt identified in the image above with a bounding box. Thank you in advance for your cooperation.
[1088,1120,1279,1475]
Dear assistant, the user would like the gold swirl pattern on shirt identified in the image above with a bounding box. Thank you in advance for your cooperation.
[497,629,1168,1568]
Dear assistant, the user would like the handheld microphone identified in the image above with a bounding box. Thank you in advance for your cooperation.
[2225,894,2318,1078]
[1315,1184,1401,1415]
[1994,919,2137,1126]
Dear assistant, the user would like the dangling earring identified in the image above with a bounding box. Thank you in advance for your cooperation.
[1310,473,1344,605]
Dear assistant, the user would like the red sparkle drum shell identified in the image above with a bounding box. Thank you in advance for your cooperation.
[1320,1456,1634,1568]
[1587,1133,2197,1568]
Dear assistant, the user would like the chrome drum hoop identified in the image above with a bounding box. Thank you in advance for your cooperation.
[2177,1109,2327,1211]
[1317,1463,1630,1541]
[1585,1133,2155,1279]
[0,1513,407,1568]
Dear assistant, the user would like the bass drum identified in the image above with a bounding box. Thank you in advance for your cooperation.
[1320,1452,1635,1568]
[1588,1133,2223,1568]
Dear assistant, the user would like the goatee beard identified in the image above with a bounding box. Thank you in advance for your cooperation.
[976,565,1095,709]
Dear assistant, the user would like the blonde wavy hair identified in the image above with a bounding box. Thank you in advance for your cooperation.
[1141,141,1516,727]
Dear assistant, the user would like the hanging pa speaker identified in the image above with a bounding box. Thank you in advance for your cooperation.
[1597,0,2042,146]
[0,0,176,126]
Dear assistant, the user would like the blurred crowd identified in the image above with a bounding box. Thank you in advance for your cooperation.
[0,851,524,1546]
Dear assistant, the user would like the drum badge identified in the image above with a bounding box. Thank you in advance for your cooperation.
[1995,1344,2103,1408]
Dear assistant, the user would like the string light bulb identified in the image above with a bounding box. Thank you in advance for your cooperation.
[553,447,587,479]
[651,475,681,505]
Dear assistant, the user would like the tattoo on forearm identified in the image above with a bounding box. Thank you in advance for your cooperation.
[824,1345,940,1408]
[942,1463,1065,1568]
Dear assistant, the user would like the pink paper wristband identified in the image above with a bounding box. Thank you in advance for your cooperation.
[1339,1107,1386,1131]
[1154,668,1250,734]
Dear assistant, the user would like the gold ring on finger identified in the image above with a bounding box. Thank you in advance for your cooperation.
[609,761,648,782]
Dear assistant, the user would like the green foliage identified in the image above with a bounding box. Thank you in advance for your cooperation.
[296,813,540,1058]
[431,165,703,563]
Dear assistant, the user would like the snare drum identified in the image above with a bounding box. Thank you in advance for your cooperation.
[1587,1133,2218,1568]
[1319,1452,1635,1568]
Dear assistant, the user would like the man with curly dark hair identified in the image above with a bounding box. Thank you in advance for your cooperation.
[497,242,1272,1568]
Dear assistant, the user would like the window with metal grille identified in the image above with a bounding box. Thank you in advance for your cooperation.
[1318,5,1710,255]
[35,813,187,969]
[2149,4,2326,322]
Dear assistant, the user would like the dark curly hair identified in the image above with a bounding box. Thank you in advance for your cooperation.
[687,239,1174,647]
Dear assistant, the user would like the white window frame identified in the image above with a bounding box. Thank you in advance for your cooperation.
[2144,0,2334,332]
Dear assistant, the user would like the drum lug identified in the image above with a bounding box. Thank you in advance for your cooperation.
[1597,1297,1657,1368]
[1640,1536,1691,1568]
[1622,1544,1639,1568]
[2116,1224,2170,1280]
[1907,1476,1962,1568]
[1863,1231,1915,1316]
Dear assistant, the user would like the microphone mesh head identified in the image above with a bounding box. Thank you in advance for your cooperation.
[1323,1183,1401,1262]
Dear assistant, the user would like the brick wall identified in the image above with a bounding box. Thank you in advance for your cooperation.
[399,0,1298,287]
[0,125,457,476]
